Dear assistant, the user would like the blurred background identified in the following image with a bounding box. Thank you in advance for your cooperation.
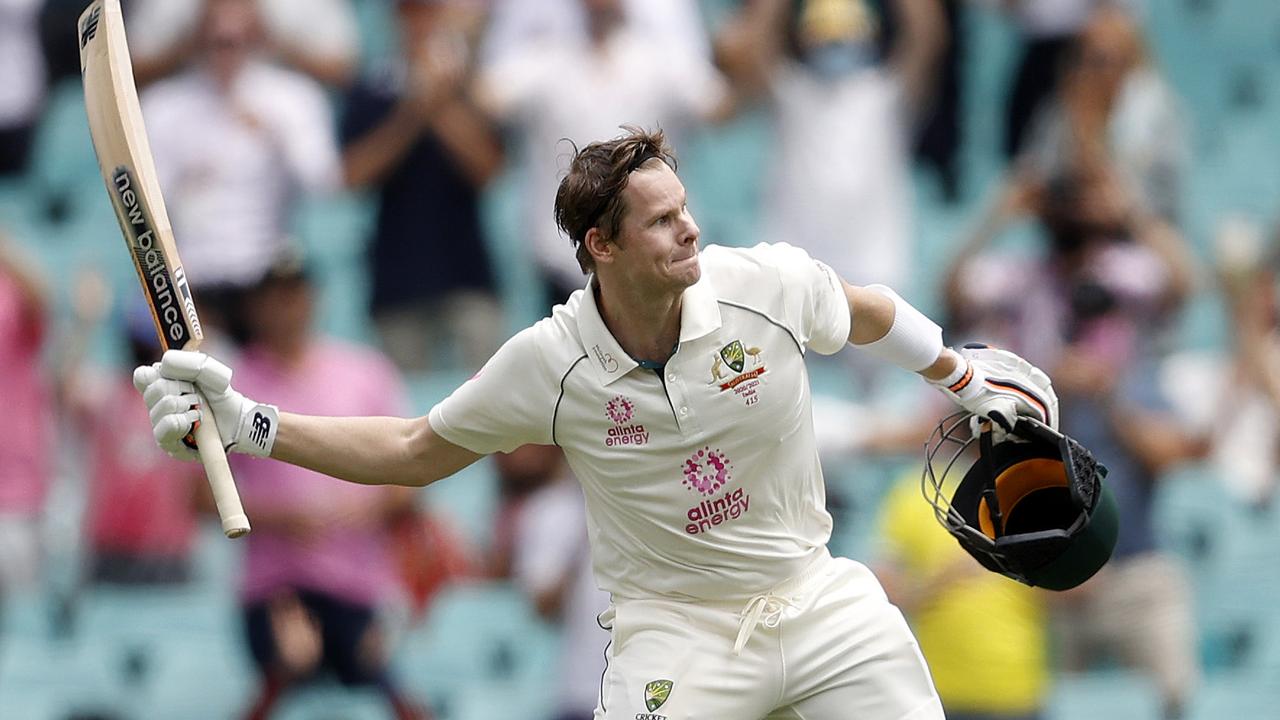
[2,0,1280,718]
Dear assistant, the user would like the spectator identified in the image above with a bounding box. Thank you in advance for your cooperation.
[943,167,1204,720]
[388,499,475,622]
[476,0,732,308]
[511,453,609,720]
[1204,217,1280,506]
[995,0,1099,159]
[717,0,946,295]
[914,0,966,202]
[0,0,46,178]
[480,0,710,65]
[0,228,51,595]
[874,469,1050,720]
[1019,3,1185,222]
[140,0,341,343]
[342,0,505,374]
[60,282,200,586]
[126,0,360,87]
[227,252,428,720]
[488,443,563,579]
[716,0,944,398]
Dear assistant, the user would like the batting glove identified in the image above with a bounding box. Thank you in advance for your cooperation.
[929,343,1058,436]
[133,350,279,460]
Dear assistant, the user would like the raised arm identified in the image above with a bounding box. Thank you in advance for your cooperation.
[888,0,948,122]
[134,351,484,489]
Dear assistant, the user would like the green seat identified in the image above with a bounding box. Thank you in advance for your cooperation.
[1048,671,1161,720]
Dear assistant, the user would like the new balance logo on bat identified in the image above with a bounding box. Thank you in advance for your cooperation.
[80,5,101,49]
[111,167,202,346]
[249,412,272,449]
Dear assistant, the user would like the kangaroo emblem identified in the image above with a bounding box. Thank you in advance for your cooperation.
[709,354,726,383]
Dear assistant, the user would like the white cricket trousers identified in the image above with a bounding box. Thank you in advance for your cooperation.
[594,551,944,720]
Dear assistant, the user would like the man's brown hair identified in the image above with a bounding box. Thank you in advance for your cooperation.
[553,126,679,274]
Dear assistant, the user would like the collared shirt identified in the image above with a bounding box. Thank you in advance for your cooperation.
[430,243,852,602]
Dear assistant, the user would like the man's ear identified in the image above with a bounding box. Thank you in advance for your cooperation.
[584,227,615,266]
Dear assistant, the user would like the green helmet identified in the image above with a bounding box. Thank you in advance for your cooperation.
[922,413,1118,591]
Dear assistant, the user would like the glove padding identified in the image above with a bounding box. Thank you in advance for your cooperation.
[133,350,279,460]
[930,344,1058,437]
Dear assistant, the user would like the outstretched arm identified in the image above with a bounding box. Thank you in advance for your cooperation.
[135,352,485,489]
[272,413,483,488]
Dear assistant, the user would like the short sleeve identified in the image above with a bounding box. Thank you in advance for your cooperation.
[756,243,852,355]
[428,327,558,453]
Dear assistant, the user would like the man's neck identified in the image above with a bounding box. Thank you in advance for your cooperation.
[595,279,682,366]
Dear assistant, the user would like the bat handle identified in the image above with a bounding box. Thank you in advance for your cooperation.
[192,392,251,538]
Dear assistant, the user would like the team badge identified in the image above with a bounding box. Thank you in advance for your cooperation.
[709,339,767,406]
[644,679,673,712]
[720,340,746,373]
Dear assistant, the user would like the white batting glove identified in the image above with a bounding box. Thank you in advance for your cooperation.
[133,350,279,460]
[929,343,1058,436]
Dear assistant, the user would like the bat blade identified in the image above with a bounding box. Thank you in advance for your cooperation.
[79,0,250,538]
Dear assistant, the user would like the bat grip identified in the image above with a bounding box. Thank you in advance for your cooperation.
[192,393,251,538]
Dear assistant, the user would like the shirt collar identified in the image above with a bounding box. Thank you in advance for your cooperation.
[678,271,722,343]
[577,276,638,385]
[577,272,723,386]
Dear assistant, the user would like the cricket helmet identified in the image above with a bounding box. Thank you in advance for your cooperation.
[922,412,1118,591]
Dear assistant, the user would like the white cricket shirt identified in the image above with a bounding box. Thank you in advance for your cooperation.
[429,243,852,602]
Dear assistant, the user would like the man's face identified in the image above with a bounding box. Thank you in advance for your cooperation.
[607,161,701,294]
[201,0,262,77]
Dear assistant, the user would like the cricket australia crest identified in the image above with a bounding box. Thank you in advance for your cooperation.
[644,679,673,712]
[708,339,766,406]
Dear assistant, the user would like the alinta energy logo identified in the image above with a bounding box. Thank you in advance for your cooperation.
[604,395,648,447]
[681,447,751,535]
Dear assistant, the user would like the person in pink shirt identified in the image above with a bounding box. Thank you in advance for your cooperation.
[57,274,201,585]
[84,376,200,582]
[0,229,51,594]
[229,252,428,720]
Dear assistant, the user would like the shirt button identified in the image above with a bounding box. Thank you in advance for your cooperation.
[679,406,689,416]
[667,372,677,382]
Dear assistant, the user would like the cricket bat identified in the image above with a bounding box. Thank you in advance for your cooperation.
[78,0,250,538]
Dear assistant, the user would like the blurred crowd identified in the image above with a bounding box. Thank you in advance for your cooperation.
[1,1,1280,719]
